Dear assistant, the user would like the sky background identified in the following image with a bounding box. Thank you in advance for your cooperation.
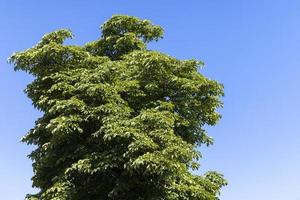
[0,0,300,199]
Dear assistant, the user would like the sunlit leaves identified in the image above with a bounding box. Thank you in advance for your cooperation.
[11,15,226,200]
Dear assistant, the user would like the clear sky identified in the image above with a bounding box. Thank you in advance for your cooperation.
[1,0,299,199]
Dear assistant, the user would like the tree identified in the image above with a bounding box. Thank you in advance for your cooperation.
[10,15,227,200]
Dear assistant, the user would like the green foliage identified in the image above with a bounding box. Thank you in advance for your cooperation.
[10,15,226,200]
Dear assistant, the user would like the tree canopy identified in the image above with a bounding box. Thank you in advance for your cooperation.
[10,15,226,200]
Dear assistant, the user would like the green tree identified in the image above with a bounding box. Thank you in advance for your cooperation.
[10,15,227,200]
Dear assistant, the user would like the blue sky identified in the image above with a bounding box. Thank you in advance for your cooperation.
[1,0,299,199]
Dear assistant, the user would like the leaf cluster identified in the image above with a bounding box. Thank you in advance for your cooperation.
[10,15,226,200]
